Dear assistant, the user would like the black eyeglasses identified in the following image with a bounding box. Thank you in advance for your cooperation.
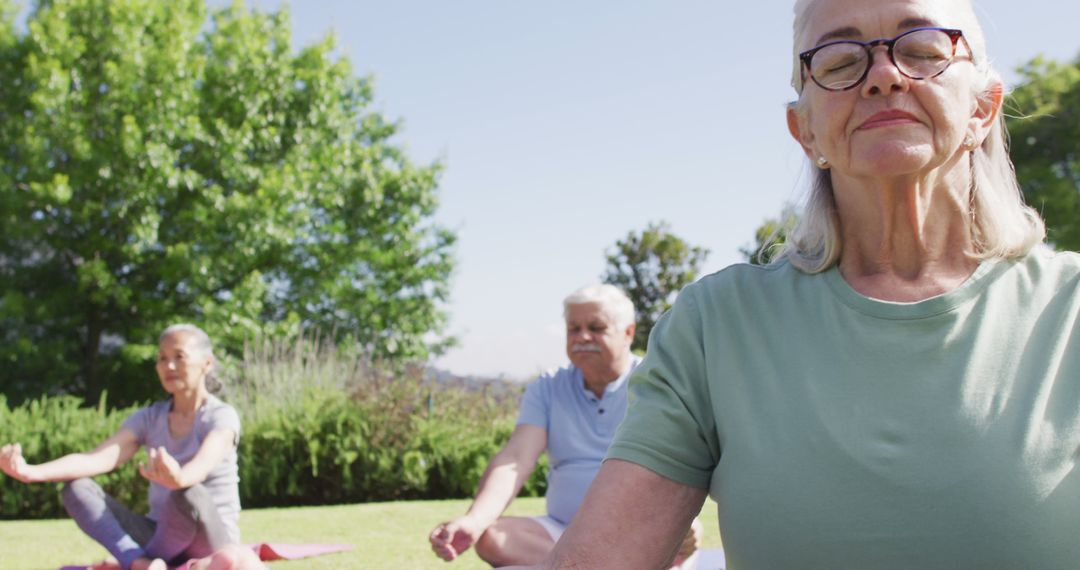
[798,27,969,92]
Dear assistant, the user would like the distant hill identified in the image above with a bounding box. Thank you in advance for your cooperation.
[425,366,525,399]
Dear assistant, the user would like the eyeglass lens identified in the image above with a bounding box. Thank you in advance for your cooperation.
[808,29,956,91]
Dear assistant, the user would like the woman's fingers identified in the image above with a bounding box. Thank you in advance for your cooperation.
[153,447,172,470]
[0,443,22,475]
[136,447,183,489]
[1,443,21,460]
[0,445,34,482]
[140,449,160,481]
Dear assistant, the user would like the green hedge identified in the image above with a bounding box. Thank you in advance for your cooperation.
[0,394,149,519]
[0,390,546,519]
[238,392,546,507]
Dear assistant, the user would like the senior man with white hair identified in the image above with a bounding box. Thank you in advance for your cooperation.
[429,284,700,567]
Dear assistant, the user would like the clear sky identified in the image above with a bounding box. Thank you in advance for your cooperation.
[226,1,1080,381]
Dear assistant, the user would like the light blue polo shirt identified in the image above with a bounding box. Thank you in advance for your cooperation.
[517,354,642,525]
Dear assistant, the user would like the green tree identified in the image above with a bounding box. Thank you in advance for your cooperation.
[602,221,709,352]
[740,205,798,265]
[1007,53,1080,252]
[0,0,455,405]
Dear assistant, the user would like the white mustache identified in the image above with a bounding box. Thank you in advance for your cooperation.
[571,343,602,353]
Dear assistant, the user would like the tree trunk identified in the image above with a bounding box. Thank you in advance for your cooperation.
[82,309,104,401]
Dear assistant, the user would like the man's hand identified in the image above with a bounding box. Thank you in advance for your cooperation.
[429,515,487,562]
[138,447,186,490]
[0,443,42,483]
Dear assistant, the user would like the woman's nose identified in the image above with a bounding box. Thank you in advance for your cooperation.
[861,47,908,97]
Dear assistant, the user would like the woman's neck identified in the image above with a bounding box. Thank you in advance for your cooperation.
[171,389,210,415]
[832,167,979,301]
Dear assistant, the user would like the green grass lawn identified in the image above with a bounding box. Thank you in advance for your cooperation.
[0,497,723,569]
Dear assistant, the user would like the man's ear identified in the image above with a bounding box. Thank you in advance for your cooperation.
[625,323,636,342]
[787,104,817,161]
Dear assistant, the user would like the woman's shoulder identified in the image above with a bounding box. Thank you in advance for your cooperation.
[649,260,816,332]
[203,393,236,410]
[1010,246,1080,286]
[200,395,242,426]
[699,258,799,282]
[685,259,811,302]
[1035,246,1080,269]
[121,398,171,434]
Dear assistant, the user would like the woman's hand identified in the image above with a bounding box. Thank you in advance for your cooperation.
[138,446,186,490]
[0,443,43,483]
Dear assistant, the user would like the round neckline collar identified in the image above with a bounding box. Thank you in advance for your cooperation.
[822,259,1007,320]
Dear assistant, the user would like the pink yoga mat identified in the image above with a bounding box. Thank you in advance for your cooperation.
[61,543,354,570]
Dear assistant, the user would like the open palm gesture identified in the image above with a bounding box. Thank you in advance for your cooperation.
[0,443,41,483]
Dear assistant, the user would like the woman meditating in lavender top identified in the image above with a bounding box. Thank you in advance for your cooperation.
[0,324,258,570]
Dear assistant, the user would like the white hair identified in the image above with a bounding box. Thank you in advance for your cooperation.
[782,0,1045,273]
[563,284,636,330]
[160,323,223,394]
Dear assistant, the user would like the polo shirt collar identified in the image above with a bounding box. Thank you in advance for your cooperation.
[579,354,635,399]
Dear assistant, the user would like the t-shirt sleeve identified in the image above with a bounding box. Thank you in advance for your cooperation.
[516,375,550,429]
[204,403,242,446]
[605,283,720,489]
[121,406,152,445]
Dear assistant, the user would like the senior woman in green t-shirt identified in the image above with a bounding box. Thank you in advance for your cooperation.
[518,0,1080,568]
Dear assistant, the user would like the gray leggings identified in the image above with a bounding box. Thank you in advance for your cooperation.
[61,478,230,570]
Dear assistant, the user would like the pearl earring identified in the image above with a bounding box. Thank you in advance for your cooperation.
[816,156,830,169]
[963,135,976,150]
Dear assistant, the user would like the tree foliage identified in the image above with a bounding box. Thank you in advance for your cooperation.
[740,205,798,266]
[602,221,708,352]
[1007,53,1080,252]
[0,0,455,405]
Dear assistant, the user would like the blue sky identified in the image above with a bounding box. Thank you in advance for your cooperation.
[231,1,1079,379]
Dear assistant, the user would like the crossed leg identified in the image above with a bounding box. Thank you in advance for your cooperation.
[473,516,557,567]
[144,484,231,562]
[63,479,236,569]
[62,478,157,570]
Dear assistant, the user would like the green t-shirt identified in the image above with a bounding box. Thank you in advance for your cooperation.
[607,248,1080,568]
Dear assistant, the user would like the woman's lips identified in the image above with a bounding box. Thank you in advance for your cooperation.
[858,110,920,130]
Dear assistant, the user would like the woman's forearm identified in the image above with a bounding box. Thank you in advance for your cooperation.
[19,429,137,483]
[26,450,120,482]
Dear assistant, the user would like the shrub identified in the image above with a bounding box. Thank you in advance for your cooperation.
[0,393,150,519]
[230,335,547,507]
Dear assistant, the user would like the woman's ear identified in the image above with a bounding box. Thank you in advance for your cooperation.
[787,104,817,161]
[969,80,1003,144]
